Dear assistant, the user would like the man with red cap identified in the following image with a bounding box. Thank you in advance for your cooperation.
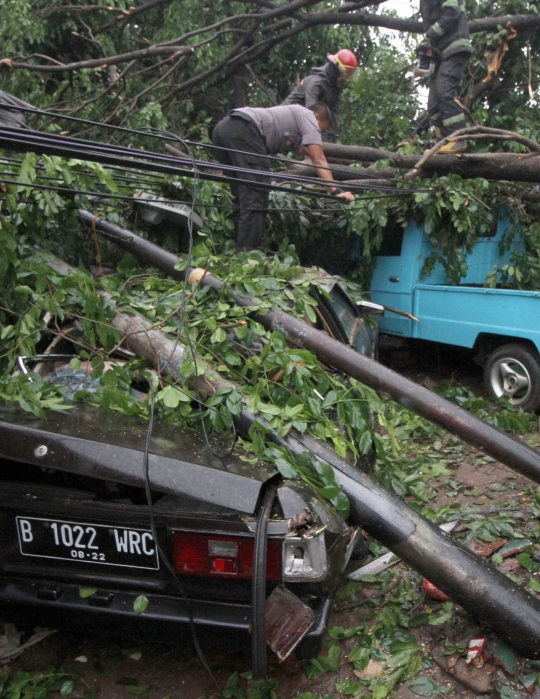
[284,49,358,142]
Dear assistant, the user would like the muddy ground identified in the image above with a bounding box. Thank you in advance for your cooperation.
[2,338,540,699]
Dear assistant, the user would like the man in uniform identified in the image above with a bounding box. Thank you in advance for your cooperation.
[418,0,472,153]
[284,49,358,142]
[212,102,354,252]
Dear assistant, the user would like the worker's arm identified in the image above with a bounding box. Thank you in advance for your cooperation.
[302,75,325,109]
[303,143,355,203]
[426,1,461,42]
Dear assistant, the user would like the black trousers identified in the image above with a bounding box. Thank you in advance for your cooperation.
[427,52,469,137]
[211,114,270,251]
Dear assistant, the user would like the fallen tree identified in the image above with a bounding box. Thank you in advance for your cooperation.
[291,128,540,184]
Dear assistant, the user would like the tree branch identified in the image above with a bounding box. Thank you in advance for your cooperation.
[94,0,174,36]
[9,45,195,72]
[406,126,540,180]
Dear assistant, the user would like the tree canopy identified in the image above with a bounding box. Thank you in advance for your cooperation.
[1,0,539,142]
[1,0,540,309]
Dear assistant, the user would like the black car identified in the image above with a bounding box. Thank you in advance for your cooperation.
[0,396,361,661]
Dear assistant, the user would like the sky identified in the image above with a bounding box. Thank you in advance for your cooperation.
[376,1,429,108]
[381,1,415,18]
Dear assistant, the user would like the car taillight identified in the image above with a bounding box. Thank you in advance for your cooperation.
[171,532,281,580]
[282,534,328,582]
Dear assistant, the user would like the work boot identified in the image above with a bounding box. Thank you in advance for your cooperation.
[436,139,467,154]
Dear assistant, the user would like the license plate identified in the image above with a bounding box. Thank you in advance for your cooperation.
[16,516,159,570]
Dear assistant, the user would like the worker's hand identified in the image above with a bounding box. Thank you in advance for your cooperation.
[335,190,355,204]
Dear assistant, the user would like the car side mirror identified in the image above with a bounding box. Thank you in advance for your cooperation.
[355,300,385,317]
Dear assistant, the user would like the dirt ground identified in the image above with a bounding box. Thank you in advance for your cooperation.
[2,338,540,699]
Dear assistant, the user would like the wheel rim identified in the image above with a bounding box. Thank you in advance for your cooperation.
[489,356,533,407]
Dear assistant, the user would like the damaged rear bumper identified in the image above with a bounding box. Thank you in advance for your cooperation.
[0,578,331,658]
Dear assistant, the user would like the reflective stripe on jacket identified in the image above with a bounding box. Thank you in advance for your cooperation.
[420,0,472,59]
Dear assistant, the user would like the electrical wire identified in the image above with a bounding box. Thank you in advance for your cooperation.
[137,129,231,698]
[0,174,417,213]
[4,101,434,193]
[143,385,225,699]
[4,102,404,185]
[0,131,401,200]
[0,123,435,199]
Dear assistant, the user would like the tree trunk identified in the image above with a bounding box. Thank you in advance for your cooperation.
[308,147,540,184]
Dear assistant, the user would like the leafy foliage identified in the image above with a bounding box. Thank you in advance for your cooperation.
[0,670,84,699]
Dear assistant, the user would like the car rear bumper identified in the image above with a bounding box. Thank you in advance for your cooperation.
[0,578,331,658]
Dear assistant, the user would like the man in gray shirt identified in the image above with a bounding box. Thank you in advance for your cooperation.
[212,103,354,252]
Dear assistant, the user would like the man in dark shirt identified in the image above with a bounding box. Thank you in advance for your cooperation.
[418,0,472,153]
[212,103,354,252]
[284,49,358,142]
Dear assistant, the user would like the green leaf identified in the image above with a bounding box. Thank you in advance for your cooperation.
[1,325,15,340]
[529,576,540,593]
[373,686,390,699]
[329,624,364,640]
[408,677,438,696]
[499,687,522,699]
[358,430,373,455]
[274,456,297,478]
[60,680,75,697]
[408,613,430,627]
[159,385,179,408]
[79,587,97,598]
[334,680,363,696]
[348,644,370,664]
[517,552,536,572]
[133,595,149,614]
[302,658,328,680]
[402,653,423,682]
[428,602,454,626]
[211,327,227,343]
[125,686,151,696]
[257,402,282,416]
[284,403,305,418]
[69,357,82,371]
[326,643,342,670]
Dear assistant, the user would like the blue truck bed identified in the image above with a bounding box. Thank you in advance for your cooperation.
[369,214,540,410]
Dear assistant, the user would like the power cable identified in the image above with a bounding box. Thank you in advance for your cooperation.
[4,102,406,185]
[142,384,225,698]
[5,101,436,193]
[0,125,435,198]
[137,128,232,698]
[0,174,418,211]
